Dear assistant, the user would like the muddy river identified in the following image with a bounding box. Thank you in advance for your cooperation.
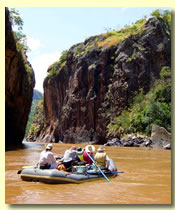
[5,142,171,204]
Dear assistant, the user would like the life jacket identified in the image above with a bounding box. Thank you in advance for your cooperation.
[94,152,106,167]
[57,164,67,171]
[78,154,84,161]
[83,152,93,164]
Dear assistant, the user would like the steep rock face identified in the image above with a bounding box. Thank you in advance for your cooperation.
[5,8,35,148]
[28,17,170,144]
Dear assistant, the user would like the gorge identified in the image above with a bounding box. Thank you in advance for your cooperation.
[5,8,171,148]
[27,14,171,146]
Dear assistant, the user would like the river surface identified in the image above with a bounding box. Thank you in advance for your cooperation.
[5,142,171,204]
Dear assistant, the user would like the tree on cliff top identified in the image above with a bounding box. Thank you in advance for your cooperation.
[9,8,30,53]
[9,8,23,30]
[151,9,171,33]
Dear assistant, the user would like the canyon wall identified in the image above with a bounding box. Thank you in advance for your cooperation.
[5,8,35,148]
[27,17,170,144]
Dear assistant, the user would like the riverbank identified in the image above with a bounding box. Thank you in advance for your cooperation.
[105,125,171,150]
[104,134,171,150]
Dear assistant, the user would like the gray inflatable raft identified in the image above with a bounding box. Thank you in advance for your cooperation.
[20,159,118,184]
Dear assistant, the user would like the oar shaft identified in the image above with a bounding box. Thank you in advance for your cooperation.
[85,151,111,183]
[112,171,124,173]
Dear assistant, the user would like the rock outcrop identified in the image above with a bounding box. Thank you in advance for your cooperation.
[5,8,35,148]
[105,134,152,148]
[105,125,171,149]
[151,125,171,149]
[28,17,170,144]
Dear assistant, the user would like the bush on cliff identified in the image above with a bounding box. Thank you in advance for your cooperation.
[47,50,68,77]
[151,9,171,33]
[107,66,171,136]
[9,8,30,53]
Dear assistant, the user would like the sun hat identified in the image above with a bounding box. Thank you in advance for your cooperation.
[76,147,84,155]
[97,146,105,152]
[85,145,95,153]
[46,143,53,150]
[71,146,77,150]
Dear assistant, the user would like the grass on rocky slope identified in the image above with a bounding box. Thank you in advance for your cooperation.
[98,19,146,48]
[46,9,171,79]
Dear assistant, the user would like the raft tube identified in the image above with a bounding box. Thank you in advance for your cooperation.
[20,159,118,184]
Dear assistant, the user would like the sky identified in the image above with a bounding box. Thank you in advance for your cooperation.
[13,7,170,93]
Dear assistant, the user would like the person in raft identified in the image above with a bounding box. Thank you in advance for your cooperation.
[76,147,84,162]
[62,146,77,169]
[72,147,88,165]
[94,146,110,170]
[83,145,95,164]
[39,144,59,169]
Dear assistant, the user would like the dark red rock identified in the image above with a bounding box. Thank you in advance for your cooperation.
[28,17,170,144]
[5,8,35,148]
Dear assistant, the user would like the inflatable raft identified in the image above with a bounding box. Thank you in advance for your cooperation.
[20,159,118,184]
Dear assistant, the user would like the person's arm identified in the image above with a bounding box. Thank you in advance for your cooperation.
[105,155,110,168]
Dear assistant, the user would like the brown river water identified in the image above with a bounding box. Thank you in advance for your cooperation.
[5,142,171,204]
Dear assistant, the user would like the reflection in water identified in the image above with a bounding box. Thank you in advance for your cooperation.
[5,142,171,204]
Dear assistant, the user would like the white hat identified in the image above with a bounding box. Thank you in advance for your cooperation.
[85,145,95,153]
[97,146,105,152]
[76,147,84,155]
[46,144,53,150]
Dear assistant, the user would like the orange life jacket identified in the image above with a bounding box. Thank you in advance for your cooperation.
[57,164,67,171]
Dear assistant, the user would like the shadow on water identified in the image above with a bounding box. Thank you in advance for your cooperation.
[5,141,44,151]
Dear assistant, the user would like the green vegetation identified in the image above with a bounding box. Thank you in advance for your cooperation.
[25,90,43,137]
[74,43,84,57]
[47,50,68,77]
[74,37,100,57]
[98,19,146,48]
[8,8,34,86]
[27,98,45,138]
[9,8,23,30]
[9,8,30,53]
[78,9,171,51]
[107,66,171,137]
[151,9,171,33]
[59,50,68,64]
[72,9,170,57]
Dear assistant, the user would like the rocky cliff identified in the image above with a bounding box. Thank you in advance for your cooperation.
[5,8,35,148]
[28,16,170,144]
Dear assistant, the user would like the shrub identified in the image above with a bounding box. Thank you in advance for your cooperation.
[74,43,84,57]
[59,50,68,64]
[131,102,171,135]
[151,9,171,33]
[9,8,30,53]
[153,82,171,103]
[160,66,171,79]
[47,50,68,77]
[107,66,171,136]
[151,9,161,18]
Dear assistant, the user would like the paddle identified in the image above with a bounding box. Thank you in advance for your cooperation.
[85,151,111,183]
[88,171,124,175]
[111,171,124,174]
